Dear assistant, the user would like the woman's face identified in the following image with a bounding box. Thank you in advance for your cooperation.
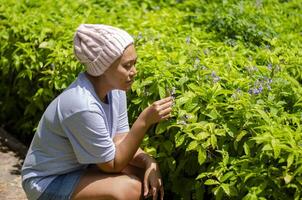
[102,44,137,91]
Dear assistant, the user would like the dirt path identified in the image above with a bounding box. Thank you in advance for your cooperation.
[0,128,27,200]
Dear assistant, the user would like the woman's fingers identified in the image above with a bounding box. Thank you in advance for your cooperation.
[159,100,173,110]
[158,179,164,200]
[157,97,173,119]
[160,185,164,200]
[143,179,149,198]
[152,187,158,200]
[156,96,173,105]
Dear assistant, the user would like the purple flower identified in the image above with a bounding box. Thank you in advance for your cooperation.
[211,71,220,83]
[258,84,263,92]
[253,88,260,94]
[267,63,272,70]
[213,77,220,83]
[268,79,272,84]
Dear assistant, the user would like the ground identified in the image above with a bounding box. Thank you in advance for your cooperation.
[0,129,27,200]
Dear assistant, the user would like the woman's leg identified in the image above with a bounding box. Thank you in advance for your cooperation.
[71,165,144,200]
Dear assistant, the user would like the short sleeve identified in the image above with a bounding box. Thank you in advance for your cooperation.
[62,111,115,164]
[116,91,130,134]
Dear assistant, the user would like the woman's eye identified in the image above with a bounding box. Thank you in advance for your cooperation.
[124,63,132,69]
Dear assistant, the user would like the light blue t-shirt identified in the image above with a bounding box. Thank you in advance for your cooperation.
[21,72,130,200]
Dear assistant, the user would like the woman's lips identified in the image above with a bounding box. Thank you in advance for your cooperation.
[127,80,134,84]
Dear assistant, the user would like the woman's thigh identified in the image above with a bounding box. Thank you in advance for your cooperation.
[71,165,144,200]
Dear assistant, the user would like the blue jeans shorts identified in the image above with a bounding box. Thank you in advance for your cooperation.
[37,169,84,200]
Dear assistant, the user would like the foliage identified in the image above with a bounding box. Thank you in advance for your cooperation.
[1,0,302,199]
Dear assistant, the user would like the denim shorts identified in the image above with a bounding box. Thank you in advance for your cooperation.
[37,169,84,200]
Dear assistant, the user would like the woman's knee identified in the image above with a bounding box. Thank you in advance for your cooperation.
[112,175,142,200]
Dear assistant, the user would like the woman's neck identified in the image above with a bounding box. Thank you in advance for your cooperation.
[85,73,111,103]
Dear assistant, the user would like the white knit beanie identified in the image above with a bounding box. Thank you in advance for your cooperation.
[73,24,134,76]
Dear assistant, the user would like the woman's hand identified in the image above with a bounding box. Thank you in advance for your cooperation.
[139,96,173,127]
[143,159,164,200]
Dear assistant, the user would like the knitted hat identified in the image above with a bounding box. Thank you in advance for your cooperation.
[73,24,134,76]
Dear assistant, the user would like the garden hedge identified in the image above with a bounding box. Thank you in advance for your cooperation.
[1,0,302,199]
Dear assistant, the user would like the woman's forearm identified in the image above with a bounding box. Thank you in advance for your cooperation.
[129,148,155,169]
[113,118,150,171]
[97,116,150,172]
[97,96,172,173]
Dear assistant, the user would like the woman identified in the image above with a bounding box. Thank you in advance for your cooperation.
[21,24,173,200]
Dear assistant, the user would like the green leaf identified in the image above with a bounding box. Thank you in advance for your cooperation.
[175,132,185,147]
[196,172,208,180]
[287,154,294,168]
[243,142,250,156]
[186,140,199,151]
[221,183,231,196]
[163,140,173,153]
[284,173,293,184]
[206,108,218,119]
[158,85,166,99]
[204,179,220,185]
[155,120,169,135]
[271,138,280,159]
[198,147,207,165]
[236,130,247,142]
[220,171,235,182]
[210,134,217,148]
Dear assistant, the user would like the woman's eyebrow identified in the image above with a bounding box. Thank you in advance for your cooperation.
[123,56,138,64]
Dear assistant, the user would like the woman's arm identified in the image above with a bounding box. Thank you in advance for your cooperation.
[112,133,151,169]
[97,96,173,173]
[113,133,164,199]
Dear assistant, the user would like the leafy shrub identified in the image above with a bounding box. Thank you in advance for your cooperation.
[1,0,302,199]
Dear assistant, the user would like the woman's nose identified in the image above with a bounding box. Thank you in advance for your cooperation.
[130,66,137,76]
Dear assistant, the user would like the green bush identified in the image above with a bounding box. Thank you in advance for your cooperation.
[1,0,302,199]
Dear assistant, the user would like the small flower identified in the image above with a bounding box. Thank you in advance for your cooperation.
[252,66,258,71]
[258,84,263,93]
[203,48,209,55]
[232,88,242,100]
[186,36,191,44]
[170,87,176,99]
[154,6,160,10]
[256,0,263,8]
[178,114,192,125]
[213,77,220,83]
[274,65,281,73]
[253,88,260,94]
[201,65,207,70]
[177,120,187,125]
[194,57,200,68]
[211,71,220,83]
[267,63,272,70]
[246,66,258,74]
[137,32,143,40]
